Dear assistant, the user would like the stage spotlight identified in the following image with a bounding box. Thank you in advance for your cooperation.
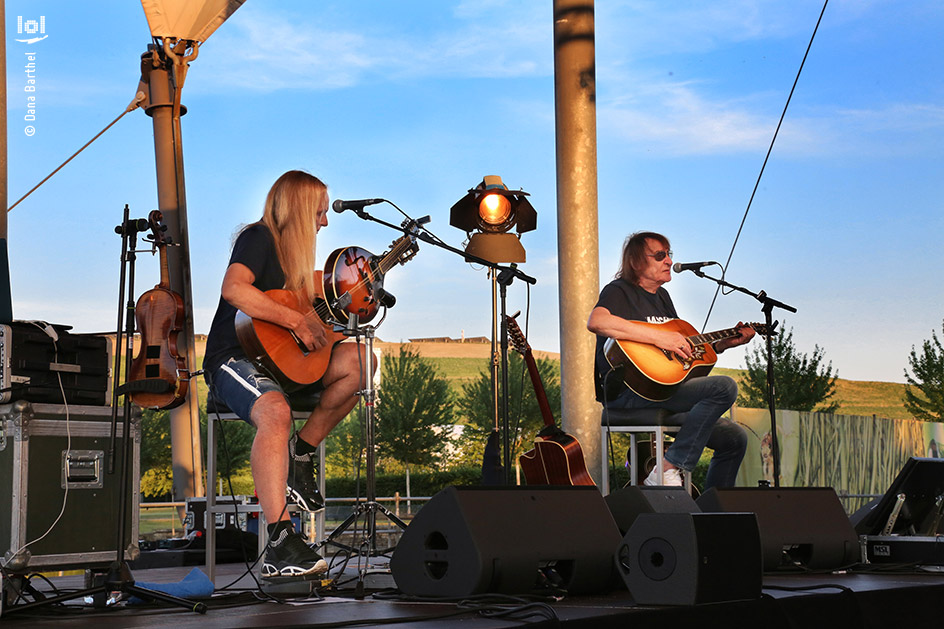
[450,175,537,263]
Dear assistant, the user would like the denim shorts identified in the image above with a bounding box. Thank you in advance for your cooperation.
[205,357,285,425]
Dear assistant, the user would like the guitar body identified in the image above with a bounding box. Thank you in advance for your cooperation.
[323,246,380,324]
[605,319,717,402]
[520,432,595,486]
[129,286,189,409]
[505,314,595,488]
[235,281,346,390]
[236,234,419,390]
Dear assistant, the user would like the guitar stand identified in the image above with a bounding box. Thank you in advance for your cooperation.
[317,314,407,593]
[1,205,205,618]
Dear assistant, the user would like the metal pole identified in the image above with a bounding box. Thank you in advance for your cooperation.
[553,0,602,484]
[0,0,13,322]
[141,46,204,501]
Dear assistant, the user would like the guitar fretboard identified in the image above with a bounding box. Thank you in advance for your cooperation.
[377,235,416,274]
[687,323,761,347]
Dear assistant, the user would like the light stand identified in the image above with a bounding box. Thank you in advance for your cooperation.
[689,267,795,487]
[340,204,536,484]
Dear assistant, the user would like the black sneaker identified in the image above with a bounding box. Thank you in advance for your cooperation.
[262,526,328,578]
[287,434,325,511]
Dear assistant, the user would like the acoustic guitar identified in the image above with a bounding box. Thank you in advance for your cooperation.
[604,319,772,402]
[235,233,418,390]
[508,315,594,487]
[128,210,190,410]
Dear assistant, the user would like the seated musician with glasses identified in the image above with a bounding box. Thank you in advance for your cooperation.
[204,170,368,578]
[586,231,755,489]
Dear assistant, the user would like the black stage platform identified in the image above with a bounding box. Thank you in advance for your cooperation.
[3,561,943,628]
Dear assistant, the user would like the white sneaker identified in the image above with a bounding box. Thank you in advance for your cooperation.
[643,465,683,487]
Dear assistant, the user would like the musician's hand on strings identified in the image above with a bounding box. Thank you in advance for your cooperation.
[729,322,756,348]
[655,330,693,361]
[291,316,328,351]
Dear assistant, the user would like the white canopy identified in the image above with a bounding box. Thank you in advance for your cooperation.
[140,0,246,43]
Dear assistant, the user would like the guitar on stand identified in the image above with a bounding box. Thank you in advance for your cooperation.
[506,314,594,486]
[315,218,422,590]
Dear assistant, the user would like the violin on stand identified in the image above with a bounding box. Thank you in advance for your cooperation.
[127,210,189,410]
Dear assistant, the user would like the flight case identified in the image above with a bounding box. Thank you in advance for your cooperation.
[0,401,140,572]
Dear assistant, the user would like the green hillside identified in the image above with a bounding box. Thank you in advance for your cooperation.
[427,360,914,422]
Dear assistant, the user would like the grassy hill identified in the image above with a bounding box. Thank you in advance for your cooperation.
[382,342,914,421]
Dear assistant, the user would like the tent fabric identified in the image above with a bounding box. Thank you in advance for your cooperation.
[140,0,246,43]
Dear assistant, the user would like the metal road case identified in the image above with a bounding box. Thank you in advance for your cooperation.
[0,322,111,406]
[0,401,140,572]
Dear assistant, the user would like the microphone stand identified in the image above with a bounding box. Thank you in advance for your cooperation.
[338,205,536,486]
[689,268,795,488]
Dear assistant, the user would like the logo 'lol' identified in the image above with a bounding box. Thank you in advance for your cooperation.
[16,16,48,44]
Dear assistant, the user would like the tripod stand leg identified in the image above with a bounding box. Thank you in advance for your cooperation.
[318,503,368,554]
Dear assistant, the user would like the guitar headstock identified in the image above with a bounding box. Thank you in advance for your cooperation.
[386,234,419,267]
[504,313,531,357]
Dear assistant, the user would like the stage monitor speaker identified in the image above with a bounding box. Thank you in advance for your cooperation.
[617,512,762,606]
[605,486,700,536]
[696,487,859,571]
[390,485,621,597]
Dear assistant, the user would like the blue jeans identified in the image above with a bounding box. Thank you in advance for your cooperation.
[608,375,746,489]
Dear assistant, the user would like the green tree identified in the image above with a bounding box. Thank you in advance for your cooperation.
[903,319,944,422]
[325,410,366,477]
[457,352,561,463]
[140,407,254,499]
[376,346,455,493]
[201,408,254,480]
[139,409,173,499]
[738,325,839,413]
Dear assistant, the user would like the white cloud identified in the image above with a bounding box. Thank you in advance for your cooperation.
[191,3,550,93]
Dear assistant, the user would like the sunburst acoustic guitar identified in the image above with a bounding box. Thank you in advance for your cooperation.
[604,319,773,402]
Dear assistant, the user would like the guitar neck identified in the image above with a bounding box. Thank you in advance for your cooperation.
[687,324,754,347]
[375,236,414,274]
[519,348,556,429]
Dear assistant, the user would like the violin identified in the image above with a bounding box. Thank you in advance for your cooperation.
[128,210,189,409]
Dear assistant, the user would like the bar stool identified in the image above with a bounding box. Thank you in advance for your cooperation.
[600,406,692,494]
[204,387,326,583]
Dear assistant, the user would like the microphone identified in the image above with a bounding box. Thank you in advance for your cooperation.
[673,261,716,273]
[332,198,383,213]
[375,287,396,308]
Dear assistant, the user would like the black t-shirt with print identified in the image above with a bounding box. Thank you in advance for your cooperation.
[204,223,285,374]
[593,278,678,402]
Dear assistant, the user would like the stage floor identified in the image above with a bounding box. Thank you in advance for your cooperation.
[3,559,944,628]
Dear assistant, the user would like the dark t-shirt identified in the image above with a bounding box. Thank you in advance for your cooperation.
[204,223,285,374]
[592,278,679,402]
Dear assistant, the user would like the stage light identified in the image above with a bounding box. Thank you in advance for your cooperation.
[450,175,537,263]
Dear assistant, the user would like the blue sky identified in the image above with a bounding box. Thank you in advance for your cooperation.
[5,1,943,384]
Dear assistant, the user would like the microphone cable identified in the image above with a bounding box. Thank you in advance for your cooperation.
[701,0,829,333]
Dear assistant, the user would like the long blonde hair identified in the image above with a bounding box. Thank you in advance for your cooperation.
[259,170,327,303]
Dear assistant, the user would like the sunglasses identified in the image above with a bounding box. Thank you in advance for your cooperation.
[646,250,673,261]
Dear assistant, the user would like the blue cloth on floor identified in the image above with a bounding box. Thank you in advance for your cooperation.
[128,567,215,605]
